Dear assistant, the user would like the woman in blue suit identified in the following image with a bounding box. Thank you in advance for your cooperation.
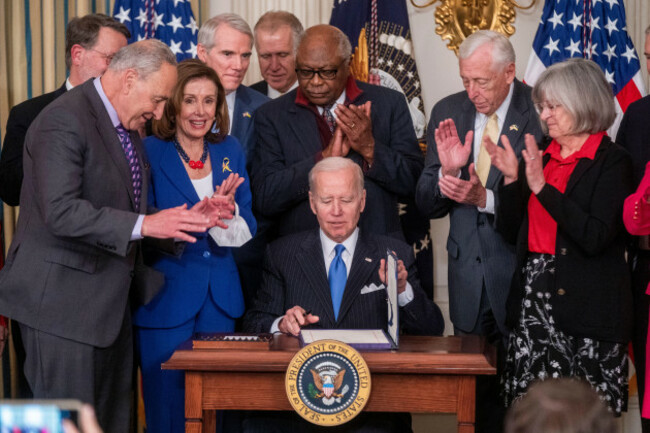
[134,59,256,433]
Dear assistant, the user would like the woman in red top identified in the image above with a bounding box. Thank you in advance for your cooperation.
[623,162,650,418]
[486,58,634,414]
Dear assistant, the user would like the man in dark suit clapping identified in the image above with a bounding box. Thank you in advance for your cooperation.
[243,157,443,433]
[415,30,542,432]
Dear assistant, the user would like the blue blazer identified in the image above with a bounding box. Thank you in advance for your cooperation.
[230,85,269,166]
[133,135,257,328]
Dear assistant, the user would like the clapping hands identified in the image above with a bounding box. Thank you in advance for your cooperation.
[190,173,244,229]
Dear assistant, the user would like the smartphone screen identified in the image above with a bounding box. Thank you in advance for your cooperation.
[0,404,62,433]
[0,400,81,433]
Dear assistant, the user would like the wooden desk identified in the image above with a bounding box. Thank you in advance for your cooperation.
[162,335,496,433]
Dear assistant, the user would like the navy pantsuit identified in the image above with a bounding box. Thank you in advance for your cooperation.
[133,135,256,433]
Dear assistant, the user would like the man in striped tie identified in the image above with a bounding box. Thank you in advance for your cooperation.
[243,156,443,433]
[0,39,233,433]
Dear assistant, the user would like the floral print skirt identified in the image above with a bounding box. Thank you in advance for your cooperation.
[502,253,628,415]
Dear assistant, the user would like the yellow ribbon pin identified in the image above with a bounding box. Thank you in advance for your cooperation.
[222,157,232,173]
[509,124,519,131]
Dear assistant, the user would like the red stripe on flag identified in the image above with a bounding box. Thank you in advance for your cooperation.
[617,79,643,112]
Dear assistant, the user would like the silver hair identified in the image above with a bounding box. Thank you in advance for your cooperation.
[309,157,364,194]
[254,11,304,54]
[458,30,516,70]
[532,58,615,134]
[108,39,176,79]
[198,13,254,51]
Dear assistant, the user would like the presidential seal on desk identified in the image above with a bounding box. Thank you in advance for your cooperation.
[285,340,371,426]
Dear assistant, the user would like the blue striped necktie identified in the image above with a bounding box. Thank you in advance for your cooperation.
[329,244,347,320]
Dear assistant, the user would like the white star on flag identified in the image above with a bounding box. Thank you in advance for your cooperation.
[114,0,199,62]
[169,40,183,55]
[167,14,184,33]
[544,37,560,56]
[115,7,131,23]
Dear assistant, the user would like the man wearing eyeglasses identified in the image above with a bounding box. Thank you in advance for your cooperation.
[415,30,542,433]
[0,14,129,207]
[251,24,423,244]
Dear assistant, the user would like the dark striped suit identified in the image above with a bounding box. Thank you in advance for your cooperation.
[243,229,443,335]
[242,229,443,433]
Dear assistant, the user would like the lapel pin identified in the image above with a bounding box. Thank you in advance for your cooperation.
[509,124,519,131]
[365,257,372,262]
[242,112,251,118]
[222,157,232,173]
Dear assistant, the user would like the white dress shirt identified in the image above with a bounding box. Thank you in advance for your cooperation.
[225,90,237,133]
[270,227,415,332]
[472,82,514,214]
[267,80,298,99]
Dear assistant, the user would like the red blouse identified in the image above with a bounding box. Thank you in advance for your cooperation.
[528,132,605,253]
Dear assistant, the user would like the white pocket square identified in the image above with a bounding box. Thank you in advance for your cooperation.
[360,283,386,294]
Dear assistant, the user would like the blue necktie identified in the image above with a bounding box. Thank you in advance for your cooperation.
[115,124,142,212]
[329,244,347,320]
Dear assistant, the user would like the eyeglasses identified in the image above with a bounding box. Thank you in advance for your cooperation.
[88,48,116,64]
[295,62,344,80]
[534,102,562,114]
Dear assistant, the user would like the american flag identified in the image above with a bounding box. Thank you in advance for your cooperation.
[112,0,198,62]
[524,0,645,135]
[330,0,434,302]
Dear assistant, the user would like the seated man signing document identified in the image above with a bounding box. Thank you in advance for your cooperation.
[243,157,443,433]
[243,157,443,336]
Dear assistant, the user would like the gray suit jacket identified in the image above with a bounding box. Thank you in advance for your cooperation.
[415,79,542,335]
[0,79,155,348]
[243,229,444,335]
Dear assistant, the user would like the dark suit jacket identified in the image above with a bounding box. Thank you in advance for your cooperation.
[249,80,268,96]
[497,135,634,343]
[0,79,153,348]
[415,79,543,335]
[243,229,444,335]
[617,95,650,183]
[230,85,269,166]
[251,81,423,239]
[0,84,67,205]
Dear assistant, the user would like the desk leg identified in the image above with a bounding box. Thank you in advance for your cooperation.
[457,376,476,433]
[186,372,204,433]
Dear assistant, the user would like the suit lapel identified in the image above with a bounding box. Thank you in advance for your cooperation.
[565,136,607,195]
[297,231,335,324]
[486,80,529,189]
[160,142,201,204]
[232,88,253,151]
[337,232,378,324]
[459,98,477,175]
[84,82,136,209]
[288,104,322,153]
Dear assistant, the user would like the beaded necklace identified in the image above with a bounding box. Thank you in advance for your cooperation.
[172,136,208,169]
